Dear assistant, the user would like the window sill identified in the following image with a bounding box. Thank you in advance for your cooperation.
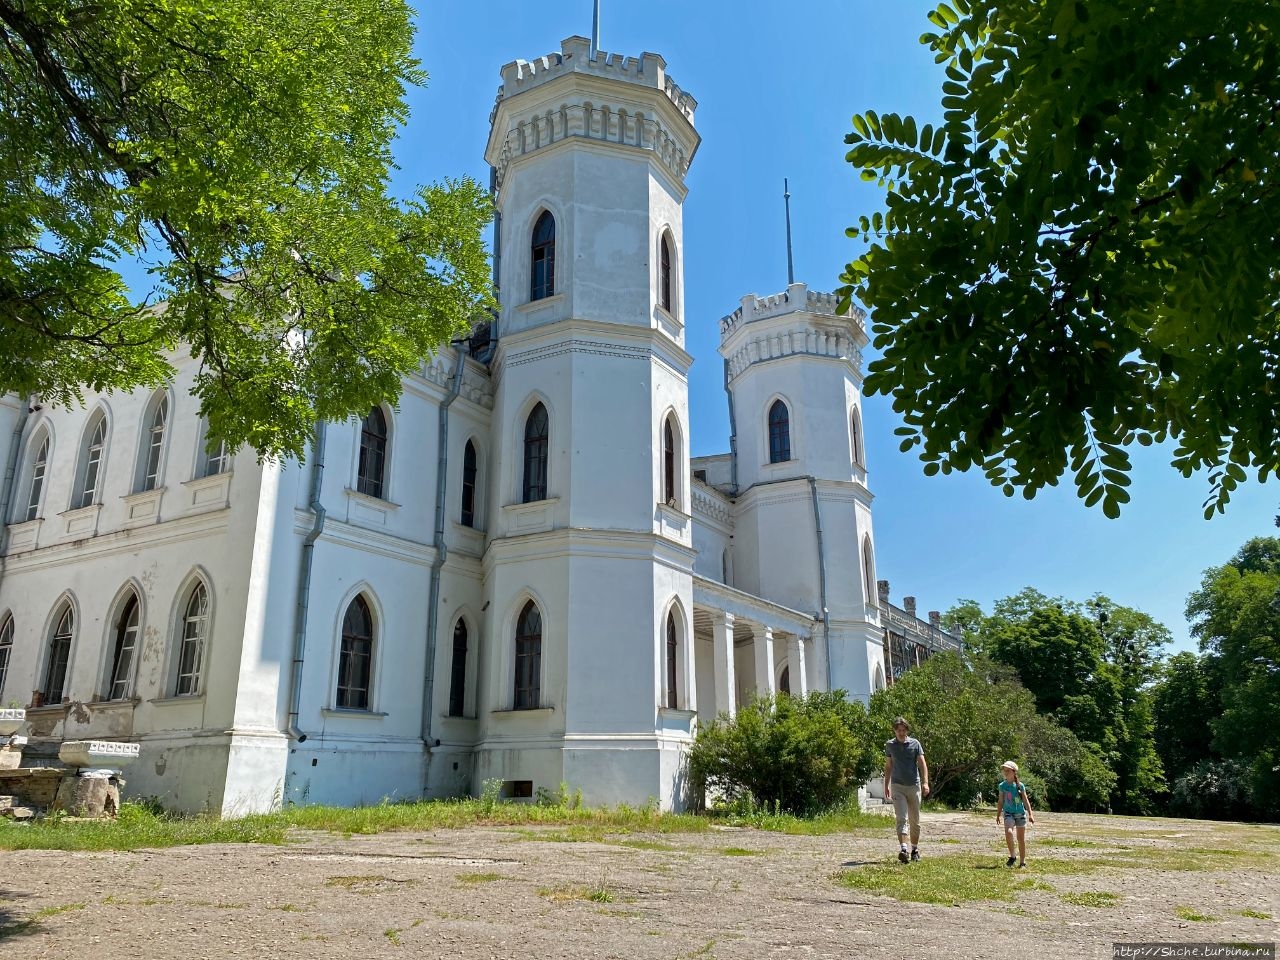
[502,498,559,535]
[321,708,388,719]
[656,501,690,538]
[149,694,205,707]
[517,293,565,314]
[5,517,42,552]
[58,502,101,537]
[89,697,141,709]
[181,472,232,513]
[658,708,696,720]
[122,487,165,526]
[490,707,555,719]
[344,487,401,511]
[345,487,400,530]
[23,703,68,717]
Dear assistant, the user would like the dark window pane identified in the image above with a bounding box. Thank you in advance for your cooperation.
[514,602,542,710]
[659,235,672,311]
[523,404,549,503]
[461,440,477,528]
[107,595,140,700]
[663,418,676,505]
[337,596,374,710]
[0,615,13,700]
[530,211,556,301]
[665,613,678,710]
[768,400,791,463]
[43,605,74,703]
[448,619,468,717]
[358,407,388,499]
[175,584,208,696]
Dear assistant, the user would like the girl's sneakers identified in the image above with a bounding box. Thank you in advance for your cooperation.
[1005,856,1017,867]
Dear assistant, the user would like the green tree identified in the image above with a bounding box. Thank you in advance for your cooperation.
[687,692,879,816]
[1151,651,1220,784]
[1187,537,1280,819]
[839,0,1280,517]
[1,0,493,459]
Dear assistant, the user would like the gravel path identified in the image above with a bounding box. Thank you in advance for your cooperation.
[2,811,1277,959]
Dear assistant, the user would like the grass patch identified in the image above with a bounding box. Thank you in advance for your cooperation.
[838,854,1075,904]
[0,804,289,851]
[1174,906,1218,922]
[33,903,85,919]
[1060,891,1119,907]
[537,878,618,904]
[1238,909,1272,919]
[457,872,505,885]
[719,847,759,856]
[383,928,402,946]
[1038,838,1102,849]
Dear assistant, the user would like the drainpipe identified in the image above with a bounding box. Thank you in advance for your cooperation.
[806,476,832,691]
[422,347,468,790]
[0,399,32,581]
[287,421,327,742]
[723,360,738,494]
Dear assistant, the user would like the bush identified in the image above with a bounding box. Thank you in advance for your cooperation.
[687,691,878,816]
[1170,759,1255,821]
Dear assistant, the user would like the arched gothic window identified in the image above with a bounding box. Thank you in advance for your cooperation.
[139,395,168,491]
[357,407,388,499]
[23,432,48,521]
[779,665,791,697]
[105,593,140,700]
[514,601,542,710]
[448,618,468,717]
[851,407,865,468]
[523,404,549,503]
[174,582,209,697]
[862,537,877,608]
[659,234,673,312]
[768,400,791,464]
[43,602,74,704]
[461,440,478,528]
[665,612,679,710]
[0,614,13,700]
[662,416,677,506]
[530,211,556,301]
[76,414,107,508]
[337,596,374,710]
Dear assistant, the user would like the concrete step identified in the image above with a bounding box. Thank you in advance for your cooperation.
[1,804,36,820]
[0,795,14,808]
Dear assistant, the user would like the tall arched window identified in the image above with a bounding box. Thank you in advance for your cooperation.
[530,211,556,301]
[76,413,107,508]
[662,416,677,506]
[174,582,209,697]
[448,618,468,717]
[768,400,791,464]
[357,407,388,499]
[851,407,865,468]
[659,234,673,312]
[779,665,791,697]
[862,536,877,607]
[0,614,13,699]
[461,440,478,528]
[23,432,48,521]
[43,602,74,704]
[139,395,168,492]
[514,601,542,710]
[522,403,549,503]
[337,595,374,710]
[665,611,679,709]
[105,593,141,700]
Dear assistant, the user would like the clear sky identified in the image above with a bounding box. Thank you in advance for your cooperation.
[235,3,1280,649]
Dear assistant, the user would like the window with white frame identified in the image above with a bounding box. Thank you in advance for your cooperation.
[198,422,230,478]
[461,440,478,528]
[75,413,107,508]
[448,618,468,717]
[336,596,374,710]
[862,536,877,607]
[23,431,49,521]
[768,400,791,464]
[174,582,209,696]
[513,601,542,710]
[522,404,549,503]
[659,233,674,313]
[43,602,74,704]
[851,407,865,468]
[138,394,169,492]
[662,416,678,506]
[530,211,556,301]
[665,611,679,709]
[357,407,388,499]
[105,592,140,700]
[0,614,13,700]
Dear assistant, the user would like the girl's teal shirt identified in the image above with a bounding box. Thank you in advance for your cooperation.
[999,779,1027,815]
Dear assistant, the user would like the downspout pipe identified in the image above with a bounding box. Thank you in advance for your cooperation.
[806,476,832,691]
[422,347,468,788]
[287,421,327,743]
[0,399,32,581]
[723,359,739,494]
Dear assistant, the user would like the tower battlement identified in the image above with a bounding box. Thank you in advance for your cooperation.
[718,283,866,340]
[495,36,697,123]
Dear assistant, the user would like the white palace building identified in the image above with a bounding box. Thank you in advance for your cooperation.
[0,37,954,814]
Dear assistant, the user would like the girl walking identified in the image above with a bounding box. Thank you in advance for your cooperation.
[997,760,1034,867]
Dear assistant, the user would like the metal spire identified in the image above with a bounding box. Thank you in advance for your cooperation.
[590,0,601,59]
[784,178,796,286]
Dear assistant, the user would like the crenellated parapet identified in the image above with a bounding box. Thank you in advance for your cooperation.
[486,37,700,196]
[718,283,869,383]
[417,351,494,410]
[691,481,733,529]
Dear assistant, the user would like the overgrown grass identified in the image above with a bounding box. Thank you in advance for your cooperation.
[1060,891,1119,907]
[1239,909,1272,919]
[1174,905,1218,922]
[838,855,1058,904]
[456,872,506,885]
[0,803,290,851]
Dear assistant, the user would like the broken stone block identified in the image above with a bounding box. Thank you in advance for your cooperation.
[0,735,25,771]
[54,772,124,818]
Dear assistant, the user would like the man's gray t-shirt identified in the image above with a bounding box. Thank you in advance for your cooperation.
[885,736,924,785]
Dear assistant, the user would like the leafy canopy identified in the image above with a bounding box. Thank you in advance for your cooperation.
[1,0,493,458]
[840,0,1280,518]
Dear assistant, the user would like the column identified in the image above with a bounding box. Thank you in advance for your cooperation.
[787,633,808,697]
[712,611,736,718]
[754,625,776,699]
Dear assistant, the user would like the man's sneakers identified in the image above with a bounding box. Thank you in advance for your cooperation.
[1005,856,1017,867]
[910,848,921,862]
[898,848,910,863]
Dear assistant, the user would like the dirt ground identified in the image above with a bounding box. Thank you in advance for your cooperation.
[2,810,1277,960]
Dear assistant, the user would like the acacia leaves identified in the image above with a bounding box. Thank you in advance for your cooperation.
[0,0,493,459]
[839,0,1280,517]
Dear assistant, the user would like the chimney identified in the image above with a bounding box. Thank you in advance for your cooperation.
[877,580,890,605]
[903,596,917,618]
[929,611,941,629]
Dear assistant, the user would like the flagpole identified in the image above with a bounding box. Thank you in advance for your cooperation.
[590,0,601,59]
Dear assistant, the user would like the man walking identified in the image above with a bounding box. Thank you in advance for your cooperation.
[884,716,930,863]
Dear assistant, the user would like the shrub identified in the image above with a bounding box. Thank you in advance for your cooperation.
[1170,759,1255,821]
[687,691,878,816]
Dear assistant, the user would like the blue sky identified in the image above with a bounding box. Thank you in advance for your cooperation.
[197,2,1280,649]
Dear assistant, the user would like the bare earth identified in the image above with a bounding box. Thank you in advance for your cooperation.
[2,810,1277,959]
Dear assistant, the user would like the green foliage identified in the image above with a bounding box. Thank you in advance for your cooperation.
[839,0,1280,516]
[1152,652,1221,783]
[0,0,493,459]
[687,691,879,816]
[1169,759,1256,822]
